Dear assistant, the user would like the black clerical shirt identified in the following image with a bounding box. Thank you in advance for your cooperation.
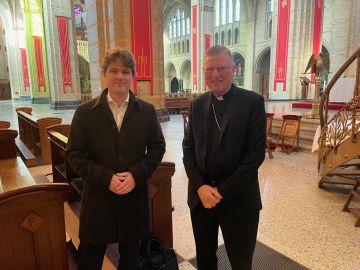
[205,87,234,182]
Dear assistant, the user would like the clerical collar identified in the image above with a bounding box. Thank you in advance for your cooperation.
[212,85,234,102]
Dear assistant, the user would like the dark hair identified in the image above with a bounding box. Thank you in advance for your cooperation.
[101,47,136,75]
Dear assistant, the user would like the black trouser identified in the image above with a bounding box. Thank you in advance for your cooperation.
[190,204,259,270]
[78,240,139,270]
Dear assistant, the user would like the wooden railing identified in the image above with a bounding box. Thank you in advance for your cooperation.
[318,47,360,174]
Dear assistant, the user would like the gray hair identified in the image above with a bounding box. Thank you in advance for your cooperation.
[204,45,235,65]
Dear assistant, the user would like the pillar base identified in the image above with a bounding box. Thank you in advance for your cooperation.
[32,98,52,104]
[20,96,31,101]
[50,101,81,110]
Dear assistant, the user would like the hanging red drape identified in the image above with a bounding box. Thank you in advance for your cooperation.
[130,0,153,95]
[204,34,211,90]
[57,16,72,93]
[33,36,46,92]
[273,0,291,91]
[20,48,30,89]
[192,5,198,90]
[313,0,323,59]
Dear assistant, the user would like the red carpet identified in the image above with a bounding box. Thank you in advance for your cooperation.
[292,101,350,110]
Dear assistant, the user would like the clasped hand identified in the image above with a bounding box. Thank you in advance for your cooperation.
[109,171,135,195]
[197,185,222,209]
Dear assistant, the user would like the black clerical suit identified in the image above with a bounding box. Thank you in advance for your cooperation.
[182,84,266,269]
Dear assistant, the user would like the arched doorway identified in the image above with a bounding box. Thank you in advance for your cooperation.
[171,78,179,93]
[254,48,271,98]
[232,52,245,87]
[180,60,191,91]
[164,62,177,93]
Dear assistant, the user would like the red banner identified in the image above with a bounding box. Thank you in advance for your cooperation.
[20,48,30,89]
[274,0,291,91]
[204,34,211,90]
[192,5,197,90]
[313,0,323,59]
[130,0,153,95]
[205,34,211,52]
[33,36,46,92]
[57,16,72,93]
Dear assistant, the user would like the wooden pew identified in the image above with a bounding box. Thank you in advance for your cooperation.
[165,97,190,114]
[48,130,176,248]
[0,121,10,128]
[0,157,69,270]
[15,107,32,142]
[15,108,62,165]
[0,129,18,159]
[47,128,80,202]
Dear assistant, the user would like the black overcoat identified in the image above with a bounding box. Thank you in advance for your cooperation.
[183,84,266,215]
[66,89,165,245]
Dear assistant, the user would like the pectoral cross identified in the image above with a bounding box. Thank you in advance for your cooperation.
[282,0,288,8]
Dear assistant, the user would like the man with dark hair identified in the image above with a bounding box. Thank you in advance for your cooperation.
[183,45,266,270]
[66,47,165,270]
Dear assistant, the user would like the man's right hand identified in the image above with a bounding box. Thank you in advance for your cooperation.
[197,185,222,209]
[109,174,122,194]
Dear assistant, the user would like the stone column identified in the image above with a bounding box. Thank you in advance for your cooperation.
[196,0,215,92]
[23,0,51,104]
[328,0,353,77]
[0,1,28,100]
[42,0,81,109]
[86,0,166,112]
[270,0,313,100]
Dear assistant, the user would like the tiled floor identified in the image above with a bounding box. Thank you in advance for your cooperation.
[2,99,359,270]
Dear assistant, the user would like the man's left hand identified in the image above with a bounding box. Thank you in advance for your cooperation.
[114,171,136,195]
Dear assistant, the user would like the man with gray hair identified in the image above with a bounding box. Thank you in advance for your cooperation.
[183,45,266,269]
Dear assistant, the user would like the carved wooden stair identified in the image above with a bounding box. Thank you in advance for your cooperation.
[318,47,360,227]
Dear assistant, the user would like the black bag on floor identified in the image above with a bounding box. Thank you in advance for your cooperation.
[138,237,179,270]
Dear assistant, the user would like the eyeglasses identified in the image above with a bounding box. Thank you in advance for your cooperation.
[203,66,233,74]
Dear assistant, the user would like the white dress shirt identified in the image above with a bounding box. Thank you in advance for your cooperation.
[107,92,129,131]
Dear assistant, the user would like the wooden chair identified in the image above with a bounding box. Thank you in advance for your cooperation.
[266,113,275,159]
[0,129,18,159]
[275,114,302,153]
[181,111,189,135]
[0,121,10,129]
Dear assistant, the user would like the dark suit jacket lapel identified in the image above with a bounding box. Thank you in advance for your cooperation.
[122,90,139,127]
[94,89,117,126]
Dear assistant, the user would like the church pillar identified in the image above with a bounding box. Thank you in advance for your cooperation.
[350,0,360,54]
[42,0,81,109]
[0,1,28,101]
[191,0,199,92]
[270,0,313,99]
[194,0,214,93]
[86,0,165,111]
[23,0,51,104]
[329,0,353,77]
